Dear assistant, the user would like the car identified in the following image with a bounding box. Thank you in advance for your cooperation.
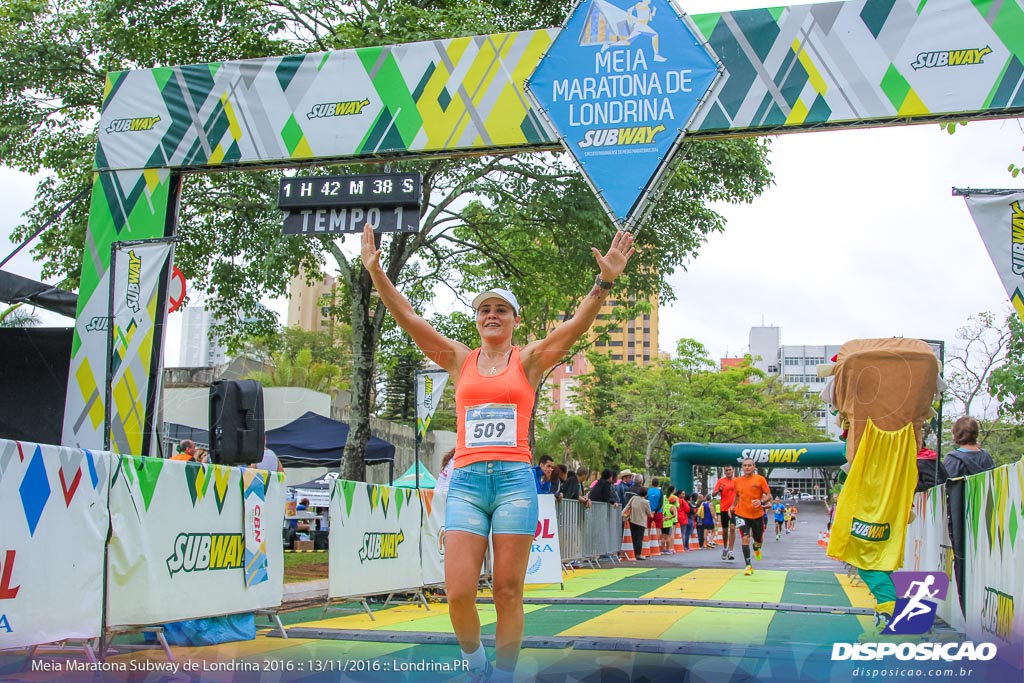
[797,492,816,500]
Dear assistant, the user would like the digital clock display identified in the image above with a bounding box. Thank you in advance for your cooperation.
[277,172,421,209]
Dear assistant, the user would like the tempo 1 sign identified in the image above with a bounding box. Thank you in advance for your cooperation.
[278,172,422,235]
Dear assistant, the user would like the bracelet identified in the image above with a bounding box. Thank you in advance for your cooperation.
[594,275,614,290]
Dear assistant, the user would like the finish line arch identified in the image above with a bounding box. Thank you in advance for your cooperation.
[68,0,1024,452]
[670,441,847,493]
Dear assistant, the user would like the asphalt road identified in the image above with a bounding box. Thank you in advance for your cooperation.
[640,501,842,571]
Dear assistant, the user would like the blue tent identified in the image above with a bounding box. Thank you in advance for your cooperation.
[266,412,396,473]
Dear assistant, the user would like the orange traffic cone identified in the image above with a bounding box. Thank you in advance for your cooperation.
[620,521,636,561]
[645,525,660,557]
[817,531,826,547]
[672,522,685,553]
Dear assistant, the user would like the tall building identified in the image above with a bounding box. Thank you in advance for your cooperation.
[178,304,229,367]
[748,325,841,439]
[548,295,660,413]
[287,270,339,331]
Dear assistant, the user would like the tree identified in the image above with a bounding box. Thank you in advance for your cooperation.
[988,312,1024,421]
[2,0,774,482]
[535,410,611,470]
[945,311,1012,417]
[0,303,39,328]
[245,347,346,393]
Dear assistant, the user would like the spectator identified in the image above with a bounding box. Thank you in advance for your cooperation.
[623,486,653,561]
[677,490,692,552]
[915,445,947,492]
[560,465,582,502]
[170,439,196,462]
[194,447,210,464]
[661,486,677,554]
[531,455,555,494]
[254,436,284,473]
[943,416,996,478]
[647,478,664,541]
[589,469,617,507]
[614,469,634,506]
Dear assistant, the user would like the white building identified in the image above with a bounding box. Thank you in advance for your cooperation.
[749,325,842,440]
[178,304,229,368]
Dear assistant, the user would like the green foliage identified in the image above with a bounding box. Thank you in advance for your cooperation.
[575,343,826,475]
[988,312,1024,420]
[0,303,39,327]
[535,411,610,469]
[246,347,346,393]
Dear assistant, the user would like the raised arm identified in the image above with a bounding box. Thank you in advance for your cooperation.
[360,224,468,374]
[520,230,635,383]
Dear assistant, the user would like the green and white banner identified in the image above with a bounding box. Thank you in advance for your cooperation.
[964,460,1023,669]
[0,440,110,649]
[903,485,965,631]
[416,370,449,440]
[106,457,284,627]
[963,192,1024,321]
[107,239,173,455]
[420,489,446,586]
[329,480,423,598]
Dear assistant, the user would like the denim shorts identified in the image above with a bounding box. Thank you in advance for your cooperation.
[445,461,538,537]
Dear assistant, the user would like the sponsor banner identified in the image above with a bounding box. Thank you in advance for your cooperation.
[415,371,449,440]
[964,460,1023,669]
[329,480,423,598]
[902,486,964,630]
[242,469,269,588]
[0,439,110,649]
[420,489,446,585]
[63,170,173,451]
[106,456,284,627]
[526,495,563,585]
[963,192,1024,320]
[107,239,173,455]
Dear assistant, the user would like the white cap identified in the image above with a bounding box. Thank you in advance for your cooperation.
[472,288,519,315]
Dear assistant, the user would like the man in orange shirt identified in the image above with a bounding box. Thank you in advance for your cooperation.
[732,458,772,576]
[712,465,738,561]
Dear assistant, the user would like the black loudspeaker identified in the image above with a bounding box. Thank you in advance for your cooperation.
[209,379,265,465]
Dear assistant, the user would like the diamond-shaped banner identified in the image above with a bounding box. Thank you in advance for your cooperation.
[526,0,719,228]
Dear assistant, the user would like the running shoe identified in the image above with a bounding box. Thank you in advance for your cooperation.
[728,552,735,561]
[754,548,763,561]
[744,564,754,576]
[721,549,728,561]
[776,533,780,541]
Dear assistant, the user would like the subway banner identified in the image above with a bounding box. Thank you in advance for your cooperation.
[964,460,1024,669]
[962,191,1024,321]
[106,457,284,627]
[421,489,446,586]
[107,239,173,455]
[902,485,965,631]
[329,480,423,598]
[0,439,111,649]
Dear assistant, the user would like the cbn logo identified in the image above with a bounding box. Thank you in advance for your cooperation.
[358,531,405,563]
[851,517,890,542]
[981,587,1014,643]
[307,99,371,120]
[106,116,161,134]
[166,533,245,577]
[911,46,991,70]
[1010,201,1024,276]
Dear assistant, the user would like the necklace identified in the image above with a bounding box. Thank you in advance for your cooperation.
[480,348,513,375]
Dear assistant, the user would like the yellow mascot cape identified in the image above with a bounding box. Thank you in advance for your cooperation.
[825,338,939,572]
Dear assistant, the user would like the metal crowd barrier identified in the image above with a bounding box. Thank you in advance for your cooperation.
[555,499,621,567]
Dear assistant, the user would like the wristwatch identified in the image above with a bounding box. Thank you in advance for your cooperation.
[595,275,615,290]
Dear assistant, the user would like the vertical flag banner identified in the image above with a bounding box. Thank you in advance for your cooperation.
[963,191,1024,321]
[415,370,449,440]
[107,239,173,455]
[964,461,1023,669]
[106,456,284,627]
[420,489,446,585]
[329,480,423,598]
[242,468,270,588]
[0,439,111,649]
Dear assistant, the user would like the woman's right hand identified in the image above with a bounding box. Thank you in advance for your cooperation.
[361,223,381,271]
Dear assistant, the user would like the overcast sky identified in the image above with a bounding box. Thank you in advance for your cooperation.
[1,0,1019,367]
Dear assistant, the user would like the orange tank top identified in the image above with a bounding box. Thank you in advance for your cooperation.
[454,347,535,468]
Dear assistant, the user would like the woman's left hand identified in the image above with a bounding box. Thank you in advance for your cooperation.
[592,230,636,281]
